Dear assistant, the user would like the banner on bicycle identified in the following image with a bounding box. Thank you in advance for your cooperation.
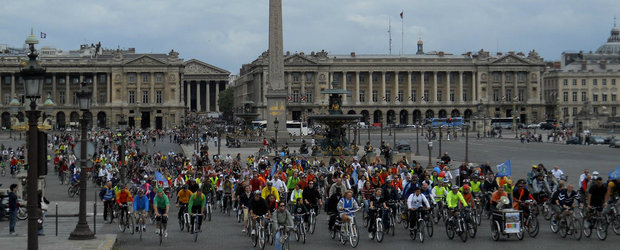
[496,160,511,177]
[609,165,620,180]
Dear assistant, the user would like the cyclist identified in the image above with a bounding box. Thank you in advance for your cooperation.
[585,176,607,227]
[552,183,577,226]
[531,173,551,202]
[99,181,115,223]
[291,197,309,227]
[176,185,193,225]
[222,176,234,212]
[407,186,431,231]
[605,178,620,211]
[273,200,294,249]
[446,185,468,218]
[249,190,270,236]
[290,183,303,206]
[367,188,387,239]
[513,179,535,217]
[239,185,254,233]
[115,184,133,224]
[71,169,81,189]
[200,177,216,206]
[133,189,150,232]
[489,185,509,209]
[261,181,280,202]
[382,176,400,227]
[303,181,322,215]
[188,189,206,233]
[153,188,170,237]
[337,190,360,228]
[460,184,475,207]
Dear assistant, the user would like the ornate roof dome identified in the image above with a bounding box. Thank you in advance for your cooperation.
[595,25,620,54]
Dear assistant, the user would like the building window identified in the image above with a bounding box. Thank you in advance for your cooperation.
[99,74,106,83]
[437,75,442,83]
[305,73,313,82]
[582,79,586,86]
[155,73,163,83]
[563,79,568,86]
[612,79,616,85]
[493,89,500,101]
[612,94,617,101]
[572,92,577,102]
[602,79,607,85]
[412,75,417,82]
[398,74,404,83]
[563,108,569,117]
[602,94,607,102]
[424,74,430,84]
[58,77,66,84]
[72,77,80,84]
[385,74,391,83]
[411,90,416,102]
[573,107,577,116]
[493,72,500,81]
[359,90,365,102]
[563,92,568,102]
[593,94,598,102]
[612,107,617,117]
[385,90,391,102]
[73,92,78,105]
[142,73,149,83]
[305,91,313,103]
[506,73,512,82]
[372,73,377,83]
[506,89,512,101]
[292,73,299,82]
[128,73,136,83]
[572,79,577,86]
[449,90,455,102]
[437,90,442,102]
[156,90,162,104]
[2,76,10,84]
[463,91,468,102]
[582,92,587,102]
[518,89,525,101]
[593,79,598,85]
[142,90,149,104]
[518,72,526,82]
[292,90,300,102]
[593,107,598,114]
[372,90,377,102]
[59,91,65,105]
[45,78,52,84]
[85,78,93,84]
[424,90,429,101]
[129,90,135,104]
[358,75,364,82]
[397,90,403,102]
[99,92,106,104]
[346,74,352,83]
[4,94,10,105]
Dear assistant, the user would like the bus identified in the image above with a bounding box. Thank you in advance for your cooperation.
[286,120,312,136]
[251,120,267,131]
[491,118,521,129]
[424,117,464,128]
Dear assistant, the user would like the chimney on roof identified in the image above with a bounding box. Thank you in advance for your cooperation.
[286,51,290,56]
[438,51,444,57]
[300,52,304,55]
[554,61,561,69]
[581,59,587,71]
[350,52,356,57]
[600,59,607,70]
[508,51,515,55]
[497,52,503,56]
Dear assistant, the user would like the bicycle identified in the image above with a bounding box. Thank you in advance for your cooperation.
[68,183,80,198]
[464,207,478,239]
[604,201,620,235]
[252,215,268,250]
[155,214,167,245]
[445,208,468,242]
[384,205,396,236]
[134,211,147,241]
[277,225,294,250]
[523,200,540,237]
[191,213,202,242]
[205,195,213,221]
[294,213,307,244]
[408,208,428,243]
[308,205,317,234]
[583,207,608,240]
[178,203,189,231]
[236,203,243,223]
[432,199,447,224]
[117,204,135,234]
[557,208,582,240]
[222,194,232,216]
[332,208,360,248]
[368,207,384,242]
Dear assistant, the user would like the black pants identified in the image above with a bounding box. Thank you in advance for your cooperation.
[408,209,424,229]
[367,209,378,233]
[103,200,114,221]
[190,205,203,230]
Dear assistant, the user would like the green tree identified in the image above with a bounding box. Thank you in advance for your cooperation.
[218,88,234,120]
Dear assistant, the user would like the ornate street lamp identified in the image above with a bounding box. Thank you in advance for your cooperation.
[20,30,46,250]
[69,81,94,240]
[118,112,127,184]
[274,117,279,151]
[415,122,420,156]
[427,126,433,168]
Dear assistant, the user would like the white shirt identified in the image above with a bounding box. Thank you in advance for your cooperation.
[407,193,430,210]
[272,179,288,193]
[551,169,564,179]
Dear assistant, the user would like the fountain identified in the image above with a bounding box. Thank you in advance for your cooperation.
[234,101,261,144]
[308,81,361,156]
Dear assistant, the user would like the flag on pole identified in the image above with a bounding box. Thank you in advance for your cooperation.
[400,11,403,19]
[496,160,512,177]
[155,171,166,182]
[609,165,620,180]
[40,32,46,39]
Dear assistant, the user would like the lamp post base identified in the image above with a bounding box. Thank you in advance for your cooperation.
[68,223,94,240]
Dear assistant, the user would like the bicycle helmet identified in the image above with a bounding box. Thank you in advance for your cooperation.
[462,184,470,191]
[451,185,459,190]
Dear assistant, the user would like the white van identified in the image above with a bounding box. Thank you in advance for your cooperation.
[286,121,311,136]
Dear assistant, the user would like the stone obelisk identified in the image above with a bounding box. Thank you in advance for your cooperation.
[265,0,289,145]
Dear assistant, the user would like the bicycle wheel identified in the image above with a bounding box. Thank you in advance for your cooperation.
[301,223,306,244]
[491,220,500,241]
[159,227,163,246]
[193,219,198,242]
[283,232,290,250]
[118,214,126,232]
[572,218,582,241]
[418,221,425,243]
[208,208,212,221]
[396,207,403,224]
[468,218,477,238]
[376,220,384,243]
[583,219,592,238]
[559,219,568,238]
[613,214,620,235]
[390,217,395,236]
[129,215,135,235]
[252,228,258,247]
[445,220,455,239]
[258,227,266,249]
[459,220,468,242]
[527,216,539,238]
[349,223,359,248]
[426,220,434,237]
[179,215,184,231]
[543,204,553,221]
[295,224,300,241]
[68,186,75,197]
[309,213,316,234]
[551,218,559,233]
[596,219,607,240]
[330,227,336,239]
[432,208,440,224]
[139,221,143,241]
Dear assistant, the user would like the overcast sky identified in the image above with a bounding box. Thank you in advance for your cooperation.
[1,0,618,73]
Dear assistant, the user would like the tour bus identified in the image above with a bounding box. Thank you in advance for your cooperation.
[251,120,267,131]
[424,117,464,128]
[491,118,521,129]
[286,120,312,136]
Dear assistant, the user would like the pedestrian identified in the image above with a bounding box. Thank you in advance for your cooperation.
[38,190,50,236]
[8,184,18,235]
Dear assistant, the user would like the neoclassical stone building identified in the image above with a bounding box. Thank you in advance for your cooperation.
[232,41,546,131]
[0,44,229,130]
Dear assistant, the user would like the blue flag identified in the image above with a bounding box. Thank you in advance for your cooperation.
[496,160,511,177]
[155,171,166,182]
[271,162,279,177]
[609,165,620,180]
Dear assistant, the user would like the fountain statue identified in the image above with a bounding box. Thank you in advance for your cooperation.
[308,81,361,156]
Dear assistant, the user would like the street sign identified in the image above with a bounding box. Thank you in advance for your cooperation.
[74,141,95,160]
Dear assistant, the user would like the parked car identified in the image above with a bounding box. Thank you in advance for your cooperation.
[609,139,620,148]
[527,123,540,129]
[566,137,582,145]
[539,122,555,130]
[395,141,411,153]
[588,136,605,144]
[603,136,614,144]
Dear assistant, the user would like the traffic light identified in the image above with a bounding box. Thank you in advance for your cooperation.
[447,118,452,123]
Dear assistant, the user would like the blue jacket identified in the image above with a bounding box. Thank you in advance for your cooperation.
[133,195,149,212]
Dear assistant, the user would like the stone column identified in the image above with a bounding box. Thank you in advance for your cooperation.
[10,74,15,98]
[500,71,506,101]
[458,71,463,102]
[65,75,70,106]
[287,72,292,97]
[420,71,425,101]
[354,71,360,104]
[93,73,98,105]
[206,81,211,112]
[314,72,320,105]
[185,81,190,108]
[472,72,477,102]
[368,71,373,104]
[300,72,306,101]
[150,72,155,104]
[407,71,412,104]
[136,75,141,106]
[215,81,220,112]
[394,72,399,103]
[107,73,111,104]
[432,71,438,102]
[446,72,451,103]
[381,72,386,103]
[197,81,202,112]
[52,74,57,103]
[342,71,347,103]
[513,71,518,101]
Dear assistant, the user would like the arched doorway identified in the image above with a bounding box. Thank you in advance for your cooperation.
[451,109,461,118]
[438,109,447,118]
[425,110,434,119]
[97,112,107,128]
[360,110,369,124]
[399,110,408,125]
[1,112,10,129]
[83,111,93,129]
[412,110,422,124]
[70,111,80,127]
[386,110,396,125]
[56,112,66,129]
[373,110,382,124]
[347,110,356,115]
[464,109,473,121]
[17,112,24,123]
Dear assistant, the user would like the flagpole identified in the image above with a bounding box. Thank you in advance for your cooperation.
[388,17,392,55]
[401,10,404,56]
